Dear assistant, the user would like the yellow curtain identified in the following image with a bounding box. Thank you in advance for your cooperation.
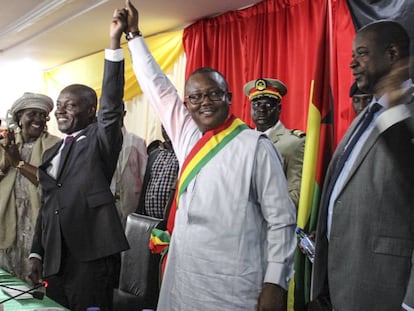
[42,29,183,101]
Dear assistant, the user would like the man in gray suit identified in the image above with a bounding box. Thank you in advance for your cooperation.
[28,8,129,311]
[311,20,414,310]
[244,78,305,208]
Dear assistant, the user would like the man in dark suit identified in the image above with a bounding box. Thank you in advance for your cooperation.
[28,8,129,311]
[311,20,414,310]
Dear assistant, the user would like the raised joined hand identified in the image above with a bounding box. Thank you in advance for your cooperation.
[110,7,128,49]
[125,0,140,33]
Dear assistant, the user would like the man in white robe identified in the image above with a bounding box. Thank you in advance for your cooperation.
[121,2,296,310]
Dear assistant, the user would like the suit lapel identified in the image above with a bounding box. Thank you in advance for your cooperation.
[56,130,87,178]
[57,139,74,177]
[338,88,414,194]
[341,127,380,188]
[327,111,363,178]
[38,141,63,187]
[42,141,63,167]
[317,111,367,235]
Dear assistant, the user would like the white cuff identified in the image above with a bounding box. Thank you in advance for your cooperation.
[263,261,293,291]
[28,253,42,261]
[105,48,124,62]
[402,303,414,311]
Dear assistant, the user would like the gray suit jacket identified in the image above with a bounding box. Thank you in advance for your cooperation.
[31,59,129,277]
[312,89,414,310]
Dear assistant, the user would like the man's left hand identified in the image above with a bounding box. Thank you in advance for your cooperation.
[110,7,127,49]
[0,129,21,168]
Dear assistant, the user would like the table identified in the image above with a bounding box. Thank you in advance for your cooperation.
[0,269,68,310]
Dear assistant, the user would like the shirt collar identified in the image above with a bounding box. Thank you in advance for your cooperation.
[64,129,82,140]
[261,120,281,136]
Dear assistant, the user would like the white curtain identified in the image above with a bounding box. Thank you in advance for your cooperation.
[122,52,186,145]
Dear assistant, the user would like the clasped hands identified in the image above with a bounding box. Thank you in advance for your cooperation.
[110,0,140,44]
[0,128,22,169]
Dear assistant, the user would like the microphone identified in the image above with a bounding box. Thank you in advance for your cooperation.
[0,281,47,304]
[0,284,45,300]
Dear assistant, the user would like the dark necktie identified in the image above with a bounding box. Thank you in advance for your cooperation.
[325,103,381,200]
[59,135,74,172]
[64,135,74,145]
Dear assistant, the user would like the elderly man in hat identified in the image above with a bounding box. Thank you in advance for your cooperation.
[0,92,60,281]
[349,81,373,116]
[244,78,305,208]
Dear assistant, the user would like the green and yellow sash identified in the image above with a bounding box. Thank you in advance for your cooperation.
[149,115,249,260]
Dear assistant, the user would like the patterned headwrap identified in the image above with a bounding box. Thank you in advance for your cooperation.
[10,92,54,124]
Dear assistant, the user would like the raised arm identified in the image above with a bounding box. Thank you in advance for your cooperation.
[124,0,196,163]
[97,7,127,177]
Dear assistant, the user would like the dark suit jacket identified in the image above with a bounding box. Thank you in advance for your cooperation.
[311,89,414,310]
[31,59,129,277]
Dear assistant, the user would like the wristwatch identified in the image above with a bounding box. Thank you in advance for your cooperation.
[16,160,25,169]
[125,30,142,41]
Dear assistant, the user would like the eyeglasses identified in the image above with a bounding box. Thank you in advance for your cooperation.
[185,89,227,105]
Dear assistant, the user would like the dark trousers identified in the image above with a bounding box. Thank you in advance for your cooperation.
[45,248,120,311]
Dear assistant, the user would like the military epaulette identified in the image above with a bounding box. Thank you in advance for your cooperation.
[291,129,306,138]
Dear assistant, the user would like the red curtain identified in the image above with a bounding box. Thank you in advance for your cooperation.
[183,0,355,147]
[330,0,356,144]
